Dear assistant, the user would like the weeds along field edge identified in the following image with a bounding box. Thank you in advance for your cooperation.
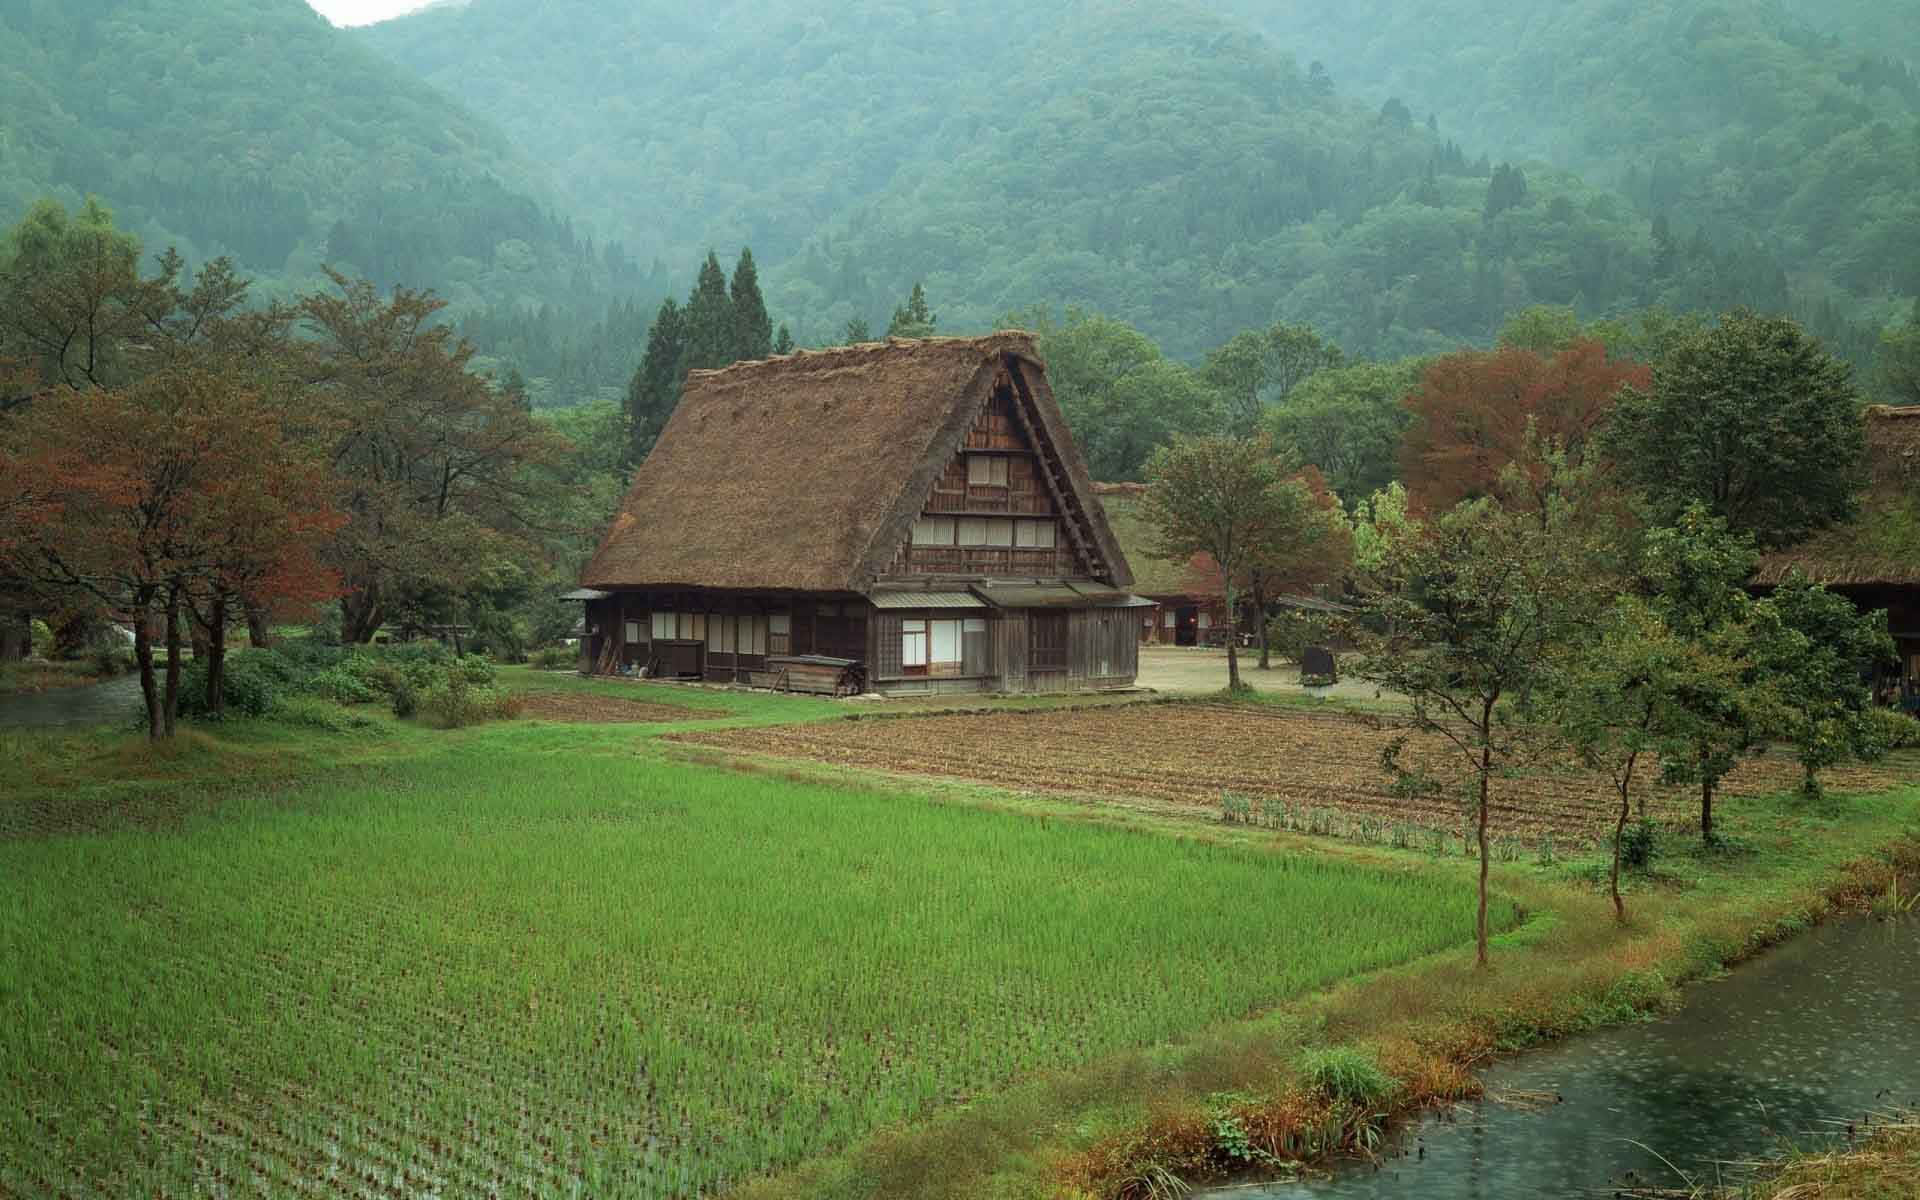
[0,737,1503,1198]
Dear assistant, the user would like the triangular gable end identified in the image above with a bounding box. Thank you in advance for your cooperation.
[861,352,1132,587]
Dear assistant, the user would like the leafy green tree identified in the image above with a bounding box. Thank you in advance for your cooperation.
[728,248,773,361]
[1631,508,1778,844]
[886,282,937,338]
[682,252,734,371]
[1545,598,1739,921]
[627,297,687,466]
[0,198,158,392]
[1266,360,1417,505]
[1495,305,1581,354]
[1604,311,1867,549]
[1350,482,1605,966]
[1140,434,1304,692]
[1203,322,1344,437]
[1750,573,1898,800]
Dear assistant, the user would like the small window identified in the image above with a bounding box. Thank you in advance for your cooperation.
[967,456,1009,487]
[624,621,642,644]
[707,614,732,653]
[1163,610,1176,628]
[1015,520,1056,548]
[769,613,790,636]
[902,618,929,674]
[957,517,989,546]
[962,618,986,635]
[1197,612,1213,630]
[681,613,707,641]
[652,612,676,640]
[912,517,956,546]
[986,519,1013,546]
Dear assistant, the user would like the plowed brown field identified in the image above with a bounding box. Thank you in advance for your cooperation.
[674,703,1915,842]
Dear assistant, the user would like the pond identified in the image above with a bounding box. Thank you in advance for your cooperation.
[0,674,143,729]
[1216,914,1920,1198]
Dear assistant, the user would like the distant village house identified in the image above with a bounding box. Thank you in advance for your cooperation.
[572,333,1151,695]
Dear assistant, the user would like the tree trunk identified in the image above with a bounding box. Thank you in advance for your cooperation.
[205,589,228,719]
[1701,776,1714,846]
[243,598,273,648]
[1223,581,1241,692]
[186,608,210,664]
[1612,781,1631,926]
[1474,741,1489,975]
[133,590,161,740]
[1254,583,1272,670]
[341,588,383,644]
[1476,700,1494,968]
[0,612,29,661]
[162,585,181,738]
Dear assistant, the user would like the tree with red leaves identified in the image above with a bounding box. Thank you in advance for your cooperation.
[0,368,341,737]
[1400,339,1650,518]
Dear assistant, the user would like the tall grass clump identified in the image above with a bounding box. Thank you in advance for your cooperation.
[1299,1047,1398,1108]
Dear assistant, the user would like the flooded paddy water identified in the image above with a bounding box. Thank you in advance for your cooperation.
[1217,914,1920,1198]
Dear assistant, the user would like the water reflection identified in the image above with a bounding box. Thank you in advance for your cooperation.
[1220,916,1920,1198]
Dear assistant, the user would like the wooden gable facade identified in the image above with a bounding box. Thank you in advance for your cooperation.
[574,333,1147,695]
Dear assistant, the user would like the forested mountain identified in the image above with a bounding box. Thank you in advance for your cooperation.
[0,0,650,322]
[1213,0,1920,342]
[363,0,1797,360]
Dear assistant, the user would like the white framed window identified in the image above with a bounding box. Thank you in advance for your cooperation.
[624,621,642,644]
[902,619,928,671]
[739,615,768,656]
[986,518,1013,546]
[957,517,989,546]
[768,612,791,655]
[912,517,956,546]
[651,611,676,640]
[1015,519,1056,548]
[967,456,1009,486]
[681,613,706,641]
[1163,610,1176,628]
[1198,612,1213,630]
[930,619,962,671]
[707,614,733,653]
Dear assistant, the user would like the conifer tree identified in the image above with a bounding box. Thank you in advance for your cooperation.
[843,317,871,344]
[886,282,936,338]
[627,297,686,465]
[683,251,734,371]
[728,249,773,361]
[773,324,795,356]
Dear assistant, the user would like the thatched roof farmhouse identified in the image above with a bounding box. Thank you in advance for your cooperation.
[576,333,1151,695]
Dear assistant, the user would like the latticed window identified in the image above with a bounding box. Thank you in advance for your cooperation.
[1029,612,1068,671]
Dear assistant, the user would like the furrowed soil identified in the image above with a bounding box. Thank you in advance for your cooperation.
[514,690,706,723]
[674,702,1915,843]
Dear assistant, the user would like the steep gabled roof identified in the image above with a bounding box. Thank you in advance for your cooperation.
[583,332,1130,592]
[1754,405,1920,588]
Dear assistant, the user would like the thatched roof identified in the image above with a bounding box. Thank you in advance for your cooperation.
[584,333,1131,593]
[1754,405,1920,588]
[1090,482,1203,599]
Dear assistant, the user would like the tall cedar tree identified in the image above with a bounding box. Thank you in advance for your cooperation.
[886,283,936,338]
[682,252,734,371]
[729,249,773,361]
[1603,311,1866,549]
[1140,434,1303,692]
[1400,339,1649,517]
[301,271,566,644]
[628,297,687,465]
[0,369,341,738]
[1350,483,1605,966]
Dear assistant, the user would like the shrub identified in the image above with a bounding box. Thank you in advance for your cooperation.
[305,666,380,705]
[88,645,134,677]
[529,644,577,670]
[1619,820,1657,871]
[1267,611,1333,662]
[389,679,418,719]
[177,652,279,719]
[417,669,519,728]
[267,695,381,733]
[1299,1047,1397,1109]
[1861,706,1919,754]
[454,653,496,685]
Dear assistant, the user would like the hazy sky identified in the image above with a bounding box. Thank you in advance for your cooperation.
[306,0,438,26]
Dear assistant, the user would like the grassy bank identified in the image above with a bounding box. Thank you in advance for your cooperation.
[0,658,120,696]
[2,679,1915,1199]
[1741,1113,1920,1199]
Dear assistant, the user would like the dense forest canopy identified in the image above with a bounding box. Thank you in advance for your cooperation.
[3,0,1917,407]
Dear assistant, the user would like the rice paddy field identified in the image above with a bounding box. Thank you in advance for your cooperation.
[0,716,1504,1198]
